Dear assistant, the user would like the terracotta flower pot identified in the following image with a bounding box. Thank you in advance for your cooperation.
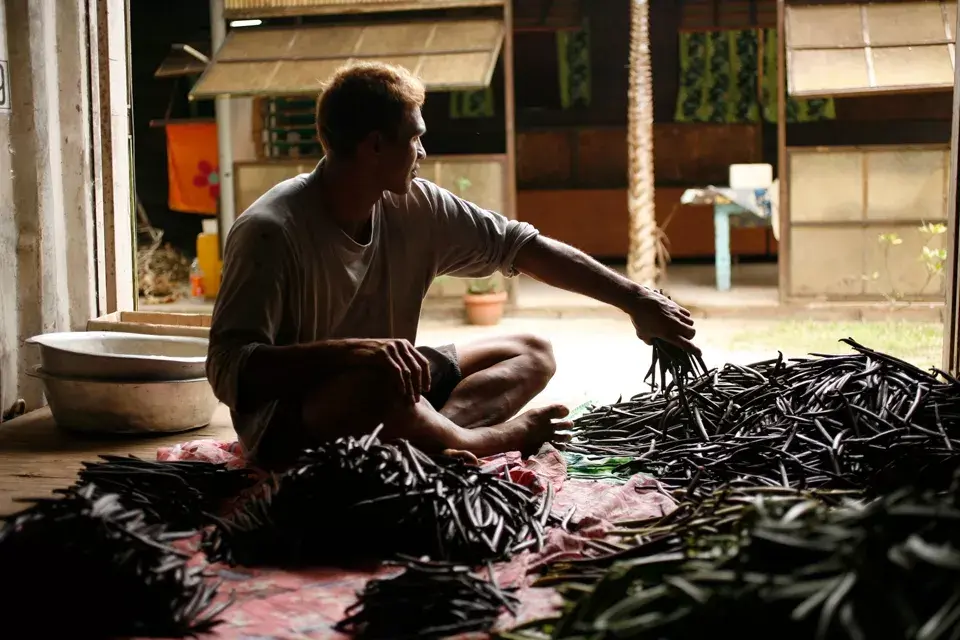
[463,291,507,326]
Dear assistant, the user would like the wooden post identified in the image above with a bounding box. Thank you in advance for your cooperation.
[942,1,960,372]
[89,0,136,314]
[626,0,658,288]
[776,0,789,303]
[210,0,237,257]
[503,0,519,306]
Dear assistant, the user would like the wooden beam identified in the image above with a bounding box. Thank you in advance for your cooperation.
[504,0,520,306]
[777,0,789,302]
[943,2,960,371]
[148,118,216,128]
[223,0,504,19]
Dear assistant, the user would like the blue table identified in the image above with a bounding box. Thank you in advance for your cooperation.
[680,187,773,292]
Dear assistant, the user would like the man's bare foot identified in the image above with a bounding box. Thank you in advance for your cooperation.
[502,404,573,456]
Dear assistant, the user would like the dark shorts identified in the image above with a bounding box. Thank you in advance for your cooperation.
[417,343,463,410]
[254,344,462,468]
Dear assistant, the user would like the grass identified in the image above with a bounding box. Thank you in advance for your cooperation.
[727,320,945,371]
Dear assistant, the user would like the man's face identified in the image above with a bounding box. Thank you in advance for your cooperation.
[377,107,427,195]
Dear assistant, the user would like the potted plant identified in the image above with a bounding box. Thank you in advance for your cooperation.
[449,174,508,325]
[464,274,507,326]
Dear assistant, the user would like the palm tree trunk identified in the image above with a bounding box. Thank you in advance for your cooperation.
[626,0,659,287]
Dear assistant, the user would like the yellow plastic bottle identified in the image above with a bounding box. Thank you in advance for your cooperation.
[196,222,222,299]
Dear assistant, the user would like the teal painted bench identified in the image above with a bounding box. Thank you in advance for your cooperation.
[680,187,773,292]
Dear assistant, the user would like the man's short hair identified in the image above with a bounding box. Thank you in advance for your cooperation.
[315,61,426,158]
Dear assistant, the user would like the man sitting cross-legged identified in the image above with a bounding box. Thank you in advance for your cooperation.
[207,62,699,470]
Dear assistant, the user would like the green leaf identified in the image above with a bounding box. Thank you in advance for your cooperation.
[920,222,948,235]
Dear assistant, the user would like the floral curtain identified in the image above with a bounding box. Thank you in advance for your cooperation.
[759,29,835,123]
[558,20,591,109]
[675,29,760,123]
[449,88,496,119]
[675,28,835,124]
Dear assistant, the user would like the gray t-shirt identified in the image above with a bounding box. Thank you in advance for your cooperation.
[207,167,539,455]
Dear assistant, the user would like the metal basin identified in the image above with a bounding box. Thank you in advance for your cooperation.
[26,331,208,381]
[28,366,219,436]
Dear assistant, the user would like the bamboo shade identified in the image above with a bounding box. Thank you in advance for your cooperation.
[785,1,957,97]
[189,19,504,98]
[223,0,503,19]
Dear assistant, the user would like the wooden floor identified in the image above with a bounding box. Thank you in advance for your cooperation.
[0,404,236,515]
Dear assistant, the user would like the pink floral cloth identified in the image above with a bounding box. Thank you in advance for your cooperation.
[150,440,676,639]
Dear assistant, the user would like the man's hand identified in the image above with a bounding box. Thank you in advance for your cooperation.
[346,339,432,405]
[627,288,700,355]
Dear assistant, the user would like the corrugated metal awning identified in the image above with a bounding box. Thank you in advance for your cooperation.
[223,0,503,19]
[189,19,504,99]
[785,1,958,98]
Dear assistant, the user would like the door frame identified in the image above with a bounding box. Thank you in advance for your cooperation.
[943,6,960,373]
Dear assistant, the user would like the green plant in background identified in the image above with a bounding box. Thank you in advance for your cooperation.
[450,175,502,296]
[866,223,948,303]
[454,176,472,194]
[918,222,948,277]
[466,274,503,295]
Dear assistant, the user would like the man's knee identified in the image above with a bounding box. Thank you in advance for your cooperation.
[513,334,557,382]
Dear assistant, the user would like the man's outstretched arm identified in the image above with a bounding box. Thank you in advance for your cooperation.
[512,235,700,354]
[420,181,697,352]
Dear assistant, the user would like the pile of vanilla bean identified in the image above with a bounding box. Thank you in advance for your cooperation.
[66,454,258,530]
[511,337,960,640]
[203,427,557,568]
[521,480,960,640]
[7,332,958,640]
[0,484,229,638]
[337,555,519,639]
[566,338,960,496]
[0,456,251,638]
[0,433,553,638]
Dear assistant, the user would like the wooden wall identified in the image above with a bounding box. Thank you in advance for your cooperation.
[512,0,775,260]
[129,0,955,262]
[511,0,954,261]
[516,124,770,258]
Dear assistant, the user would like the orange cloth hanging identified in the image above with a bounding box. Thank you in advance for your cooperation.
[166,122,220,215]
